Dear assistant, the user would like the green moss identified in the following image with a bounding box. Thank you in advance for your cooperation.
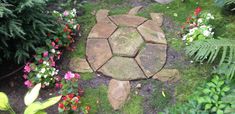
[121,94,144,114]
[109,7,131,15]
[80,72,94,81]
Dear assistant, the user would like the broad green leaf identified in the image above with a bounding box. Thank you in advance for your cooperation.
[24,83,41,106]
[24,102,42,114]
[35,110,47,114]
[217,109,224,114]
[41,96,62,109]
[205,103,212,110]
[0,92,9,110]
[222,86,230,92]
[203,89,211,94]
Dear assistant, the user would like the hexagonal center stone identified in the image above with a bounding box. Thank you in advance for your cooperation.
[109,27,144,57]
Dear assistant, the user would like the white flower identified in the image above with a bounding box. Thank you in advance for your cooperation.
[44,75,48,78]
[44,82,49,86]
[40,68,46,73]
[203,30,211,37]
[182,35,187,41]
[51,49,55,53]
[36,74,41,78]
[43,61,47,64]
[51,71,55,76]
[198,18,203,23]
[73,25,77,29]
[72,8,76,14]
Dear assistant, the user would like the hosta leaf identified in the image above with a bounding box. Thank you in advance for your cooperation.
[24,102,42,114]
[41,95,62,109]
[0,92,9,111]
[35,110,47,114]
[24,83,41,106]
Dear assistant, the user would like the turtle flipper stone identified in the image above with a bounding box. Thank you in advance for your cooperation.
[128,6,143,15]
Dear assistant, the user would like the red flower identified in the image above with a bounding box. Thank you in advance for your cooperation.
[62,96,67,101]
[47,33,50,37]
[55,38,59,43]
[68,93,74,99]
[77,96,81,99]
[38,59,43,64]
[71,105,77,111]
[58,103,64,109]
[194,7,201,16]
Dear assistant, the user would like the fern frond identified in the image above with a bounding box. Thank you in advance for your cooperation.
[186,38,235,65]
[186,38,235,79]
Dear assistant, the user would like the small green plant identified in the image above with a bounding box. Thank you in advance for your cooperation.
[196,75,230,113]
[0,83,61,114]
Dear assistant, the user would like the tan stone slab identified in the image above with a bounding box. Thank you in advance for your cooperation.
[108,79,130,110]
[150,13,164,26]
[128,6,143,15]
[86,39,112,71]
[137,20,166,44]
[135,43,167,77]
[96,9,110,23]
[88,21,117,39]
[98,56,146,80]
[109,27,144,57]
[69,57,93,73]
[152,69,180,83]
[109,14,147,27]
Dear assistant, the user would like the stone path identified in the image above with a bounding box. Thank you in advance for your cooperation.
[86,7,167,81]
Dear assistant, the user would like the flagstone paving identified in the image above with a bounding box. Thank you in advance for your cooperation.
[86,7,167,81]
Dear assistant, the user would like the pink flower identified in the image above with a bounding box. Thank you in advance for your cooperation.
[51,41,55,47]
[63,11,69,16]
[24,63,31,73]
[24,80,32,88]
[55,83,60,88]
[43,51,48,57]
[64,71,75,80]
[74,73,80,79]
[23,74,28,79]
[50,56,55,67]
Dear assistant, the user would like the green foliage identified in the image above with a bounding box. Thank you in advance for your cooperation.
[196,76,230,113]
[0,92,15,114]
[222,89,235,113]
[186,38,235,79]
[0,0,55,64]
[215,0,235,12]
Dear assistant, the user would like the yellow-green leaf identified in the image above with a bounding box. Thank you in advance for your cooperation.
[41,96,62,109]
[35,110,47,114]
[24,102,42,114]
[0,92,10,111]
[24,83,41,106]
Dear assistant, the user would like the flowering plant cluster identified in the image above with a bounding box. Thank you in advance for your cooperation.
[57,72,90,114]
[182,7,215,45]
[23,9,79,88]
